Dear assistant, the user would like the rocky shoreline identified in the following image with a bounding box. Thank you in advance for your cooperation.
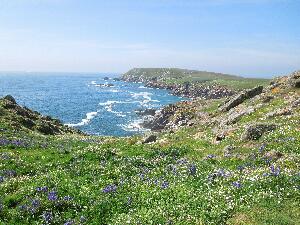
[135,71,299,133]
[122,76,236,99]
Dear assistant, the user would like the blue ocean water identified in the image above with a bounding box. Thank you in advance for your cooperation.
[0,72,185,136]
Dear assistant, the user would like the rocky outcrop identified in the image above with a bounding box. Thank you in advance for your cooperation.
[142,134,157,144]
[0,95,82,135]
[142,102,196,131]
[242,123,277,141]
[219,86,263,112]
[289,71,300,88]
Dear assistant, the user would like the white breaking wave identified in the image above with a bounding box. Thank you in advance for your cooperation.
[91,81,97,85]
[131,92,161,106]
[120,119,150,132]
[66,111,98,127]
[98,100,121,106]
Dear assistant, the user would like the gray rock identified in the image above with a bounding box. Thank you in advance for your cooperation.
[136,108,157,116]
[266,108,292,118]
[142,134,157,144]
[219,86,263,112]
[242,123,277,141]
[3,95,16,104]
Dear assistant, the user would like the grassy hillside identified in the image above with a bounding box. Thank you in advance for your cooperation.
[122,68,270,91]
[0,71,299,224]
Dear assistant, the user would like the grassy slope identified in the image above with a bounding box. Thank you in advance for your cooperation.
[0,75,299,224]
[123,68,270,90]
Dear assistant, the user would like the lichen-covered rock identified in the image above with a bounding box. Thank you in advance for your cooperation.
[242,123,277,141]
[266,108,292,118]
[219,86,263,112]
[142,134,157,144]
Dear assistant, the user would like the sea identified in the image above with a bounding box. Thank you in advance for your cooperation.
[0,72,186,136]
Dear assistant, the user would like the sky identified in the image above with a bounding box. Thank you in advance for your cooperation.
[0,0,299,77]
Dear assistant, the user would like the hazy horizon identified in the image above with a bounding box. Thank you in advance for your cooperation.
[0,0,299,77]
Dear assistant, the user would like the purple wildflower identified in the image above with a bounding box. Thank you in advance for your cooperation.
[31,199,40,208]
[63,196,73,201]
[0,176,4,183]
[36,186,48,192]
[19,205,27,211]
[270,165,280,176]
[258,143,266,153]
[161,181,169,189]
[42,211,53,224]
[102,184,117,193]
[232,181,242,188]
[206,154,216,160]
[188,164,197,176]
[64,220,74,225]
[48,191,58,201]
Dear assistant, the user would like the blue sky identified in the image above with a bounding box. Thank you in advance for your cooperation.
[0,0,299,77]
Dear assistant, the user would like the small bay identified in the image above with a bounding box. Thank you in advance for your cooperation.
[0,72,185,136]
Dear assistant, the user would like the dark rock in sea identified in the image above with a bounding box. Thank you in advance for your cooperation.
[142,134,157,144]
[3,95,17,104]
[135,108,157,116]
[103,77,109,80]
[113,78,121,81]
[219,86,263,112]
[242,123,277,141]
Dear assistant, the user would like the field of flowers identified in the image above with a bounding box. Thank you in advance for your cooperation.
[0,78,300,224]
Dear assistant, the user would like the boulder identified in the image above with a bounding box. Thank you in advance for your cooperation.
[135,108,157,116]
[219,86,264,112]
[266,108,292,118]
[242,123,277,141]
[3,95,16,104]
[142,134,157,144]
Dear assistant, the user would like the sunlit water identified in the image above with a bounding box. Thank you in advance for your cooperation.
[0,72,186,136]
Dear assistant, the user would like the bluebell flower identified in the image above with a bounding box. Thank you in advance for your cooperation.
[270,165,280,176]
[63,196,73,201]
[0,176,4,183]
[42,211,53,224]
[48,191,58,201]
[36,186,48,192]
[232,181,242,188]
[19,205,27,211]
[236,165,244,171]
[206,154,216,160]
[102,184,117,193]
[176,158,188,165]
[64,220,74,225]
[161,181,169,189]
[31,199,40,208]
[258,143,266,153]
[188,164,197,176]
